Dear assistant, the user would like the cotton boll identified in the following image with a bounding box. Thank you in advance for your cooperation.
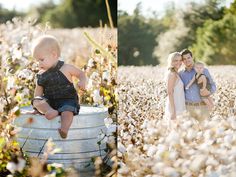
[151,162,165,174]
[141,119,148,129]
[190,155,207,173]
[186,149,196,156]
[163,167,180,177]
[92,89,103,104]
[147,145,157,157]
[204,129,214,141]
[230,121,236,130]
[118,142,126,153]
[102,70,110,82]
[126,144,133,153]
[147,128,159,137]
[206,156,219,167]
[186,128,197,141]
[196,131,203,139]
[217,165,229,175]
[158,137,165,143]
[173,158,184,168]
[104,117,113,127]
[215,127,226,137]
[206,171,219,177]
[224,134,233,145]
[181,160,191,174]
[181,120,193,130]
[118,165,130,175]
[169,150,179,161]
[166,130,180,147]
[87,58,95,68]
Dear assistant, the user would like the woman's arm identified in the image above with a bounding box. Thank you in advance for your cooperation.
[167,72,177,119]
[186,76,195,89]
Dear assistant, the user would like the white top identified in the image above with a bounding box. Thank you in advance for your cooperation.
[165,76,186,118]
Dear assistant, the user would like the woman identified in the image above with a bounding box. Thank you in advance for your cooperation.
[165,52,186,120]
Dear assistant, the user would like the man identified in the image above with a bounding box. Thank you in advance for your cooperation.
[179,49,216,121]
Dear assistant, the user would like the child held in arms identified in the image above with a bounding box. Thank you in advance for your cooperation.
[185,61,214,111]
[31,35,86,139]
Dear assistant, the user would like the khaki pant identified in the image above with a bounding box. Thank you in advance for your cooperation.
[186,105,210,122]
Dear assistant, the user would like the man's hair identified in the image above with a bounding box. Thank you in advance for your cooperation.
[180,49,192,57]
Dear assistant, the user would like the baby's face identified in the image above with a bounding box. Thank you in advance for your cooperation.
[194,64,204,74]
[34,50,58,70]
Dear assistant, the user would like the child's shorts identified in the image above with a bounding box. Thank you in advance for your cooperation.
[32,96,80,115]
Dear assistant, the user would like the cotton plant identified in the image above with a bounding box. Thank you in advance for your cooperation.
[82,32,117,113]
[118,66,236,176]
[0,18,68,177]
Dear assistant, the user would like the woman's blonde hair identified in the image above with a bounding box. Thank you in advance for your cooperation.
[167,52,181,72]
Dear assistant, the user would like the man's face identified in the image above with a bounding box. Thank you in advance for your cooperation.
[182,53,194,67]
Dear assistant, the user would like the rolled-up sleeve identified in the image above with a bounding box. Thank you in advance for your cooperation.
[204,68,216,93]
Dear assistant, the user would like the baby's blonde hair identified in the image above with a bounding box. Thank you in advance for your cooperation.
[31,35,61,58]
[167,52,181,72]
[195,61,205,66]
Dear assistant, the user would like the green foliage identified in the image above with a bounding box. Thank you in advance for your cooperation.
[119,0,236,65]
[27,0,57,23]
[224,0,236,15]
[181,0,225,47]
[118,4,160,66]
[192,13,236,65]
[41,0,117,28]
[0,5,25,23]
[1,0,117,28]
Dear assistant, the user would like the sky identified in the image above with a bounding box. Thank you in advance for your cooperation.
[118,0,234,17]
[0,0,60,11]
[0,0,234,14]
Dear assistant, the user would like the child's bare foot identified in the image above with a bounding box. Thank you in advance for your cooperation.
[45,109,58,120]
[58,128,67,139]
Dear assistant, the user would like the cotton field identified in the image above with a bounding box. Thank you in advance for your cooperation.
[118,65,236,177]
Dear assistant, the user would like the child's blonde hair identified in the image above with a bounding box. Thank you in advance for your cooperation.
[167,52,181,72]
[31,35,61,58]
[195,61,206,67]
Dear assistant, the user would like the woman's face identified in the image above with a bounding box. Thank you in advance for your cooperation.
[172,56,182,70]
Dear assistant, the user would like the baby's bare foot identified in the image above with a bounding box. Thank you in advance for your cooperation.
[58,128,67,139]
[45,109,58,120]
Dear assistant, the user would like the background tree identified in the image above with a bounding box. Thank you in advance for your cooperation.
[118,3,161,66]
[0,5,24,23]
[41,0,117,28]
[192,13,236,65]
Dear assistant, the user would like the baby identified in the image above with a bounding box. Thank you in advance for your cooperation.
[186,61,214,111]
[31,35,86,139]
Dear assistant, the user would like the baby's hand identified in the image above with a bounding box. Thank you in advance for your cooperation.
[78,81,86,91]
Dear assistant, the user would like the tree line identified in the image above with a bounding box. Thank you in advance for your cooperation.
[118,0,236,65]
[0,0,117,28]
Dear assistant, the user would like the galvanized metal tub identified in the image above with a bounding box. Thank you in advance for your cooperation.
[13,105,108,171]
